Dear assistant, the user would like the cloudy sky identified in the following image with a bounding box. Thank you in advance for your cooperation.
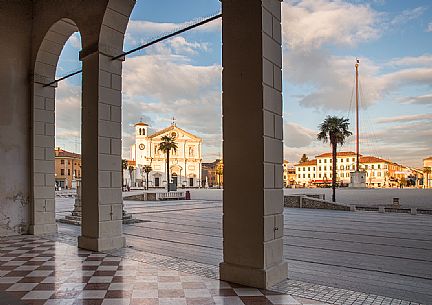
[56,0,432,168]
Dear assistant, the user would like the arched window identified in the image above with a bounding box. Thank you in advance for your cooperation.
[139,128,141,135]
[142,128,145,135]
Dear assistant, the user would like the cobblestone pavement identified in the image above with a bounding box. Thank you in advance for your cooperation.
[0,235,330,305]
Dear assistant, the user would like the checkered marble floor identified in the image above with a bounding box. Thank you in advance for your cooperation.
[0,236,329,305]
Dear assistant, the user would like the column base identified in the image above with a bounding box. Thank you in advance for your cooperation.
[219,261,288,289]
[78,235,125,252]
[29,223,58,235]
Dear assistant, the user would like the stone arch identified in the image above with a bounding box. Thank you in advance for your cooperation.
[30,18,80,235]
[29,0,136,253]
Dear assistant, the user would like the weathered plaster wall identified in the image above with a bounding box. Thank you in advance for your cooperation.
[0,1,33,235]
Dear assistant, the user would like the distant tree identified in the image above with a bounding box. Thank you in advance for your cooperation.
[215,161,224,188]
[158,135,178,192]
[122,159,128,187]
[128,166,134,187]
[317,116,352,202]
[143,165,152,190]
[400,176,407,188]
[424,167,431,188]
[299,154,309,163]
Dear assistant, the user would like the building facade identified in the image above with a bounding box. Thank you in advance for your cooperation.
[283,160,296,187]
[424,156,432,188]
[130,122,202,188]
[54,148,81,189]
[202,159,223,187]
[294,152,411,188]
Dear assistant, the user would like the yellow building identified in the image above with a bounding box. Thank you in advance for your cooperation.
[283,160,296,187]
[424,156,432,188]
[55,148,81,189]
[294,151,413,188]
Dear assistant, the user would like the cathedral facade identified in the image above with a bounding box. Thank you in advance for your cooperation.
[130,122,203,188]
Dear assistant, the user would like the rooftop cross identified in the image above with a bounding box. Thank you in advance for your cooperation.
[171,116,176,126]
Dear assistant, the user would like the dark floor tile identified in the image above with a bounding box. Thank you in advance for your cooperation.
[240,296,273,305]
[105,289,132,298]
[17,277,46,284]
[83,283,110,290]
[72,299,103,305]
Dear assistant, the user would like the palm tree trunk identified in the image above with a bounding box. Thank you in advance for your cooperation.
[332,142,337,202]
[166,150,170,192]
[146,172,149,190]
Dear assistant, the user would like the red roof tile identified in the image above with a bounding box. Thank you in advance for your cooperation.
[316,151,357,158]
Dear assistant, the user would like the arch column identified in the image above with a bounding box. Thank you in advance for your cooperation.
[30,19,79,235]
[78,47,125,251]
[220,0,287,289]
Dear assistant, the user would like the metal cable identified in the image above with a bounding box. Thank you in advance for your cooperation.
[44,13,222,87]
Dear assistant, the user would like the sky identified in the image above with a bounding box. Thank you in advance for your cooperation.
[55,0,432,168]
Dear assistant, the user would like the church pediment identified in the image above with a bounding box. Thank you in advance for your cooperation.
[149,125,201,142]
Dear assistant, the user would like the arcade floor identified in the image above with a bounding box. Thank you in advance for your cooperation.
[0,236,326,305]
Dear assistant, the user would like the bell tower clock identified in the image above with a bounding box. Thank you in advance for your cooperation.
[135,121,149,165]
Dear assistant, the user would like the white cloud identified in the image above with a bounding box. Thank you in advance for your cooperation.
[281,0,380,50]
[400,94,432,106]
[125,18,221,46]
[121,36,222,158]
[284,122,316,148]
[68,32,81,49]
[389,7,427,27]
[427,22,432,32]
[386,55,432,67]
[123,55,221,100]
[376,113,432,124]
[55,81,81,151]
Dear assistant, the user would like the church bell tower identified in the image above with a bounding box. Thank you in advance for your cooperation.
[135,121,149,165]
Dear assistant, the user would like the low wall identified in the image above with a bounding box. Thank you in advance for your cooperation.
[284,195,350,211]
[123,193,157,201]
[123,192,185,201]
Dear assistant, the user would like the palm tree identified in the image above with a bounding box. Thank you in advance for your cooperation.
[158,135,178,192]
[143,165,152,190]
[424,167,431,188]
[317,116,352,202]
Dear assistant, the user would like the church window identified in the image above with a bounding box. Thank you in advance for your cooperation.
[139,129,141,135]
[143,129,145,135]
[189,147,194,157]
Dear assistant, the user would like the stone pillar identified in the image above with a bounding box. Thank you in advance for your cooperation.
[220,0,287,289]
[29,76,57,235]
[78,48,125,251]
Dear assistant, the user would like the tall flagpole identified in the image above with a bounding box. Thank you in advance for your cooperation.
[355,59,360,171]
